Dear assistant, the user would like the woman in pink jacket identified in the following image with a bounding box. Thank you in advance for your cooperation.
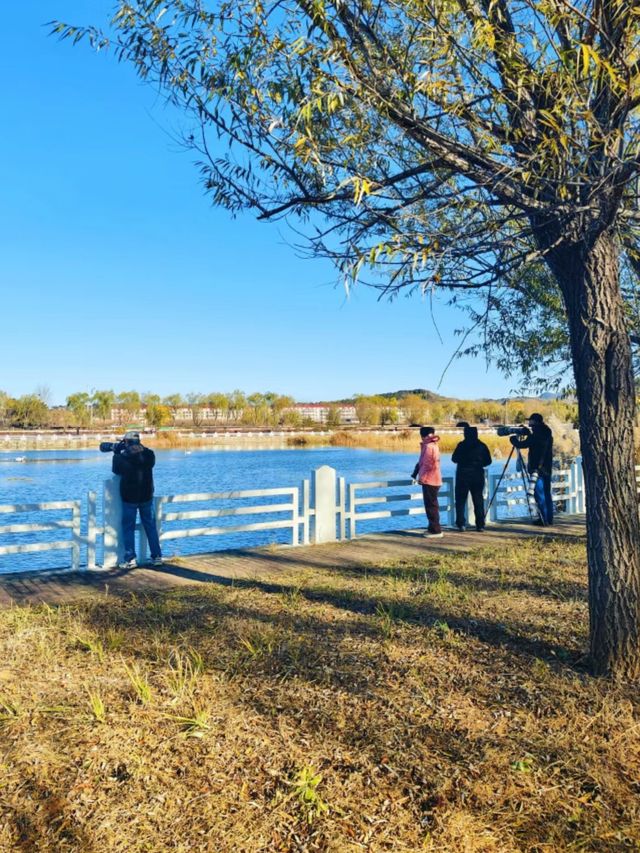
[411,426,443,538]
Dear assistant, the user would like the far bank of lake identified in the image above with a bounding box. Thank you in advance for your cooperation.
[0,427,511,457]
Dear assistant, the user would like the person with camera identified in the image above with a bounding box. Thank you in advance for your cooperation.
[411,426,444,538]
[108,431,163,569]
[509,413,554,526]
[452,425,492,531]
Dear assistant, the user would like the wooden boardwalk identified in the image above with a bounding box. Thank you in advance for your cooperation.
[0,517,585,608]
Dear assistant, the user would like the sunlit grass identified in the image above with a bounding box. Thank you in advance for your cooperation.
[0,538,638,851]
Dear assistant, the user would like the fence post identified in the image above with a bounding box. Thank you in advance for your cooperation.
[569,460,578,514]
[301,480,310,545]
[87,490,97,569]
[489,475,499,522]
[312,466,337,544]
[72,500,81,572]
[291,487,299,546]
[576,456,585,513]
[483,470,492,527]
[338,477,346,541]
[138,519,149,564]
[464,483,475,528]
[155,496,164,548]
[441,476,454,527]
[348,483,356,539]
[103,477,123,568]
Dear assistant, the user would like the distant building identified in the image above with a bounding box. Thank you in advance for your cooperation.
[102,402,359,426]
[109,407,146,424]
[291,403,358,424]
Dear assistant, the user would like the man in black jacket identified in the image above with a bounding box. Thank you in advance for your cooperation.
[452,426,492,531]
[510,413,554,525]
[112,431,162,569]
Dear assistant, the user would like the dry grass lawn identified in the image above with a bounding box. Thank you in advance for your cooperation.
[0,539,639,852]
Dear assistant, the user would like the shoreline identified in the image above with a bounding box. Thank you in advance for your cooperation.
[0,427,512,456]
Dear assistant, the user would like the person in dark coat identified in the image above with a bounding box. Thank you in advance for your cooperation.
[510,413,554,525]
[112,431,162,568]
[451,426,492,531]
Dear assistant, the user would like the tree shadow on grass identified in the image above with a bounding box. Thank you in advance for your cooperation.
[144,532,587,606]
[86,560,588,675]
[339,562,588,603]
[163,528,588,605]
[6,773,96,853]
[74,566,619,853]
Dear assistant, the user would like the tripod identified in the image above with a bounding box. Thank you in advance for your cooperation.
[486,443,546,525]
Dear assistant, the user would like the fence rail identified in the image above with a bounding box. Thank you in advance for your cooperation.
[488,465,583,521]
[0,457,594,575]
[0,500,81,570]
[157,486,300,546]
[347,477,455,538]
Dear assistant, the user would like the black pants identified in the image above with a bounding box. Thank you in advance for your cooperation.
[455,469,486,529]
[421,485,441,533]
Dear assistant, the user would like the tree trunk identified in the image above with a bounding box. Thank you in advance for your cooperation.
[550,231,640,678]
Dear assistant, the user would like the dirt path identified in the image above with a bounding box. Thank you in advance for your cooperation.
[0,516,585,607]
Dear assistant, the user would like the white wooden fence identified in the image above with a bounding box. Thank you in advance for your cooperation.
[158,487,302,547]
[0,458,594,574]
[0,499,82,571]
[346,478,455,538]
[488,459,586,521]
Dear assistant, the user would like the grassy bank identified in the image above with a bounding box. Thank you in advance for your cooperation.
[325,429,512,455]
[286,429,513,455]
[1,538,638,851]
[1,426,575,457]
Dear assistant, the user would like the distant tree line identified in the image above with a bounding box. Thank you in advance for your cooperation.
[0,388,578,430]
[65,390,303,428]
[0,392,50,429]
[351,394,578,429]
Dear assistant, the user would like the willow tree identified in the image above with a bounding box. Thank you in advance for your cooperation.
[55,0,640,676]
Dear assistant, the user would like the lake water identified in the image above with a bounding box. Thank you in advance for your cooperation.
[0,447,506,573]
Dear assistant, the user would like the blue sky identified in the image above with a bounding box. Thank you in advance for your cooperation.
[0,2,520,405]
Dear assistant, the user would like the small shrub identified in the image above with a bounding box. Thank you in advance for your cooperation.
[166,707,211,738]
[165,647,204,703]
[104,629,125,652]
[291,766,329,824]
[86,687,106,723]
[75,634,105,662]
[0,698,20,726]
[123,661,153,705]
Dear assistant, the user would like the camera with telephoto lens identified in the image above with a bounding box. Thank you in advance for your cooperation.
[99,440,126,454]
[496,425,529,437]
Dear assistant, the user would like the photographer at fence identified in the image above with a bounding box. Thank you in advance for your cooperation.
[509,413,554,526]
[452,426,492,532]
[411,426,444,538]
[110,431,163,569]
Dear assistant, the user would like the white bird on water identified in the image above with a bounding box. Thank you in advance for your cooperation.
[14,456,27,462]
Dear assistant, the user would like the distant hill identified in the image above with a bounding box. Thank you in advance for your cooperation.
[337,389,450,403]
[335,389,574,404]
[378,388,450,401]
